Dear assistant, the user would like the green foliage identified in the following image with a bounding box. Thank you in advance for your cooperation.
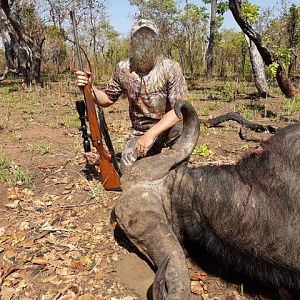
[275,48,292,71]
[267,62,279,78]
[183,3,201,19]
[202,0,228,15]
[0,150,31,186]
[217,1,229,15]
[199,124,207,135]
[188,90,200,104]
[1,0,299,85]
[208,100,220,110]
[193,144,212,157]
[197,100,220,116]
[216,30,249,78]
[241,3,259,23]
[216,81,235,102]
[282,98,300,116]
[179,2,207,33]
[3,92,40,113]
[287,4,300,47]
[235,104,258,119]
[217,14,225,27]
[43,25,67,71]
[129,0,177,16]
[8,84,21,93]
[15,1,45,40]
[45,25,66,39]
[35,143,52,155]
[220,122,232,133]
[175,2,209,76]
[51,112,79,129]
[199,106,210,116]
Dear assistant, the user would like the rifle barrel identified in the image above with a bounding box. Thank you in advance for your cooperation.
[70,11,83,71]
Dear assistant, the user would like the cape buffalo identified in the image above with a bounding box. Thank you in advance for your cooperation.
[114,100,300,300]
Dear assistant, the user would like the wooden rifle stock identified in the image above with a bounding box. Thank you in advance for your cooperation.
[70,11,121,191]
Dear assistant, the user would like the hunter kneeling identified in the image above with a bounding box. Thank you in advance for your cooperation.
[76,19,188,174]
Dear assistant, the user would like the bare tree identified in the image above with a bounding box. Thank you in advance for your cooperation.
[0,8,30,83]
[205,0,217,78]
[245,35,268,97]
[229,0,296,98]
[46,0,66,29]
[0,0,45,85]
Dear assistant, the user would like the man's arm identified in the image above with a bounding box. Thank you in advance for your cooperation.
[91,84,114,107]
[134,109,181,157]
[76,71,114,107]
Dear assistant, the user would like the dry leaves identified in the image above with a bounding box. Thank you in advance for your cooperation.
[0,175,129,300]
[189,270,208,282]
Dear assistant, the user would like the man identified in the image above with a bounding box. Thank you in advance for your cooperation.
[76,19,188,173]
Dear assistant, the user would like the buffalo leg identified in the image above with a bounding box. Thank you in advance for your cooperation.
[115,186,190,300]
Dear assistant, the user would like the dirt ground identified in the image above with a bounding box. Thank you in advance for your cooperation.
[0,77,299,300]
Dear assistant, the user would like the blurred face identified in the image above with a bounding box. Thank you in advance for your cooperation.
[129,27,159,75]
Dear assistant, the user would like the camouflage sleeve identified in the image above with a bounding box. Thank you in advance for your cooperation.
[104,63,123,102]
[167,61,188,108]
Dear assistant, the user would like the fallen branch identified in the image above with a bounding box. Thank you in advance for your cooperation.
[203,112,279,134]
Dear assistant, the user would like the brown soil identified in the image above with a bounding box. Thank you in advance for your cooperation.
[0,78,299,300]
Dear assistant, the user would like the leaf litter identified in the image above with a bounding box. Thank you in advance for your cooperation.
[0,84,292,299]
[0,166,134,299]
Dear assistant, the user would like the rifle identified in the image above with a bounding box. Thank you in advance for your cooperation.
[70,10,121,191]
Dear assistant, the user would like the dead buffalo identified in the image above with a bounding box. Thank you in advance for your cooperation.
[114,100,300,300]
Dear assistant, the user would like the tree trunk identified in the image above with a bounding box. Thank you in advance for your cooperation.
[288,50,297,76]
[245,34,268,97]
[229,0,296,98]
[241,44,247,76]
[187,33,194,77]
[1,0,44,86]
[205,0,217,79]
[31,47,42,85]
[0,8,31,83]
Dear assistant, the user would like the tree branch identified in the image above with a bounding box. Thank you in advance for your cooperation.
[228,0,272,65]
[1,0,35,49]
[228,0,297,98]
[203,112,278,134]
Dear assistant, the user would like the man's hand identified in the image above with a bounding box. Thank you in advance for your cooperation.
[134,109,181,157]
[135,132,156,157]
[75,71,114,108]
[76,70,91,89]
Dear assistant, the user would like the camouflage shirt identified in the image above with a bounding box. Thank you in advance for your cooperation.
[104,56,188,132]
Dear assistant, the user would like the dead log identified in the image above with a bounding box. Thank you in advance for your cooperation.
[203,112,279,134]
